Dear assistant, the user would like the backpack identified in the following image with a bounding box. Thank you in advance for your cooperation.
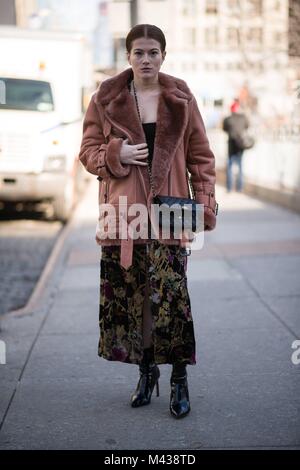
[232,131,255,150]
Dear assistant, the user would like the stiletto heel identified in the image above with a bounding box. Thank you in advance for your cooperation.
[131,363,160,407]
[130,346,160,407]
[170,364,191,419]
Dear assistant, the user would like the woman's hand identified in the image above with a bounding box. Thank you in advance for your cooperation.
[120,138,149,166]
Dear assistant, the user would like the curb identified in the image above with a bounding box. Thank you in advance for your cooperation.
[0,212,76,321]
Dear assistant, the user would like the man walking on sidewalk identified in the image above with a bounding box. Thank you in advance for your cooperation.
[222,99,250,193]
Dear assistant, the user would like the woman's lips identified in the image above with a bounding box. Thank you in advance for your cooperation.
[141,68,151,71]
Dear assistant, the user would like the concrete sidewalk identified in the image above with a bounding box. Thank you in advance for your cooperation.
[0,179,299,450]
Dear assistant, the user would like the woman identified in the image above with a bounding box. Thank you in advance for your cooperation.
[79,24,218,419]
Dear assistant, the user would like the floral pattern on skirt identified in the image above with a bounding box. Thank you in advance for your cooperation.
[98,240,196,365]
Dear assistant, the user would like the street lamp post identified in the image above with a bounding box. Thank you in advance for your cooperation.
[130,0,138,27]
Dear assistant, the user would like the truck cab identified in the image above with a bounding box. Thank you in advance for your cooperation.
[0,27,94,221]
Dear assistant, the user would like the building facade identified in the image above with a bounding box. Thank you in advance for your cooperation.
[109,0,299,126]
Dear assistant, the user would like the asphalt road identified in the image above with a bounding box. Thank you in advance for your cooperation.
[0,205,63,315]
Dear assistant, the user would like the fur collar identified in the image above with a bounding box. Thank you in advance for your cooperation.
[94,67,193,104]
[94,67,194,196]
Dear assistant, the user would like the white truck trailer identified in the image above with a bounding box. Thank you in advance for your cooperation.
[0,27,94,221]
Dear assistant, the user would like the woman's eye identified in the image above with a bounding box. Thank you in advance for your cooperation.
[134,51,158,56]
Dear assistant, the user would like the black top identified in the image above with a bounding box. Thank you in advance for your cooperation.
[142,122,156,167]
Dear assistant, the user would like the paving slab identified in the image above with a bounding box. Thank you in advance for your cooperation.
[0,182,299,450]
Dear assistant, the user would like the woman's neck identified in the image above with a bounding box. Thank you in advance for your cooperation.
[131,76,160,93]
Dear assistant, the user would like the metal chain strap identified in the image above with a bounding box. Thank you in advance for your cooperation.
[131,80,194,201]
[132,80,157,197]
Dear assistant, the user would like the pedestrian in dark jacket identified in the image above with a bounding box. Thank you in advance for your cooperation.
[222,100,249,192]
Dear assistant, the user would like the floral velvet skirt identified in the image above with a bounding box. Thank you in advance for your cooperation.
[98,240,196,365]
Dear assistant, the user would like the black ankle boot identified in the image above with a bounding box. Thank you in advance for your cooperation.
[170,363,190,419]
[131,347,160,408]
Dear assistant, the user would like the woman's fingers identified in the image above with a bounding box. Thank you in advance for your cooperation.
[132,151,148,163]
[131,152,148,165]
[124,142,149,165]
[135,142,148,149]
[132,160,148,166]
[134,150,148,158]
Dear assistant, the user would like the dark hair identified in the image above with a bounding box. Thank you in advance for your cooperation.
[126,24,166,53]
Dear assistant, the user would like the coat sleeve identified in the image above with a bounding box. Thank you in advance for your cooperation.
[186,96,218,231]
[78,95,130,179]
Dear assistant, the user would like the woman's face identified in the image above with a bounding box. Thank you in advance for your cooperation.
[127,37,166,80]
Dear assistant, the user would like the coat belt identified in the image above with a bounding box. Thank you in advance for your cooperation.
[119,193,193,269]
[119,228,192,270]
[120,237,134,269]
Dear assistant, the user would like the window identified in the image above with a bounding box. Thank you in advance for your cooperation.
[182,0,197,16]
[247,0,262,16]
[253,61,263,71]
[227,27,239,46]
[247,27,263,44]
[214,98,223,107]
[184,27,197,47]
[274,0,281,11]
[274,31,286,44]
[205,27,218,46]
[227,0,239,9]
[0,78,54,112]
[206,0,218,14]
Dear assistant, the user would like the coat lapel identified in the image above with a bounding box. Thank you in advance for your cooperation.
[94,67,192,196]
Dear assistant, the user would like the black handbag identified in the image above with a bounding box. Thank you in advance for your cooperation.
[152,176,202,235]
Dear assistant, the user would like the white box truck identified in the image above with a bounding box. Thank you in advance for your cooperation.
[0,26,94,221]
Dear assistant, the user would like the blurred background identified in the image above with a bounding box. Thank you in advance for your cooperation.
[0,0,299,314]
[1,3,300,450]
[1,0,300,214]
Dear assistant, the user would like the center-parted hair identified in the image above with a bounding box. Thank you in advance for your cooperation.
[126,24,166,53]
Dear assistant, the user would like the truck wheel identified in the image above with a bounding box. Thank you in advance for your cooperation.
[52,176,76,223]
